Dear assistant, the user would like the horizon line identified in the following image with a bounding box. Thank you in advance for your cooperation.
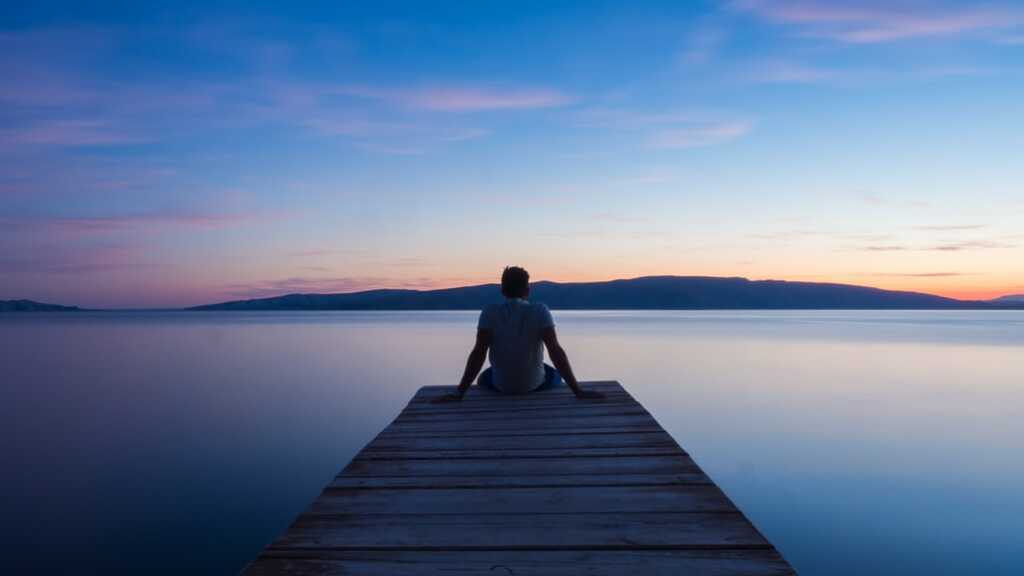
[6,274,1023,310]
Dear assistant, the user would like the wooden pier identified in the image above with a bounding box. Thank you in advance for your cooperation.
[243,381,794,574]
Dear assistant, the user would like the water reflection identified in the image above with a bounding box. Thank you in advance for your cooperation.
[1,311,1021,574]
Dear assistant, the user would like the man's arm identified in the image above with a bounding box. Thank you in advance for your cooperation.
[542,326,604,400]
[432,329,491,403]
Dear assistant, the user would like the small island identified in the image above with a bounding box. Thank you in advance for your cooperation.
[0,299,81,312]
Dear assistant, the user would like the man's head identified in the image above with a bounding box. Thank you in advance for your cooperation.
[501,266,530,299]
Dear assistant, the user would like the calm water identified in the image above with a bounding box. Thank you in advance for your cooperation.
[2,310,1022,575]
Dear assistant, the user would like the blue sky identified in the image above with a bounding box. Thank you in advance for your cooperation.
[2,1,1023,307]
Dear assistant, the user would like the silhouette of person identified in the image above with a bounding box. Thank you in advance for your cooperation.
[433,266,605,402]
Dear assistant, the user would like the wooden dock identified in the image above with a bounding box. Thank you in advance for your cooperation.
[243,381,795,575]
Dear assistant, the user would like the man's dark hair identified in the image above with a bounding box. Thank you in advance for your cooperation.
[501,266,530,298]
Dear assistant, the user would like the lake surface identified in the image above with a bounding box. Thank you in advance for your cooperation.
[2,310,1022,575]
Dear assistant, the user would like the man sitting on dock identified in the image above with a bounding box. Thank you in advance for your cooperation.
[434,266,604,402]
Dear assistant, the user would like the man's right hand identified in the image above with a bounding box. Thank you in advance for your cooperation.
[431,392,464,404]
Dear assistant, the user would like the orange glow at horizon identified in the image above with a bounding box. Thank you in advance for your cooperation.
[388,271,1022,302]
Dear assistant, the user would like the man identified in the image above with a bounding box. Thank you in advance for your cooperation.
[433,266,604,402]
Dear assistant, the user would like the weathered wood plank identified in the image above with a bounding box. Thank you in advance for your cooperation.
[245,549,795,576]
[329,473,710,489]
[410,380,625,400]
[366,431,676,452]
[355,445,685,460]
[403,397,635,410]
[306,485,736,515]
[383,413,660,434]
[338,454,703,478]
[269,512,766,549]
[403,384,637,409]
[399,400,640,417]
[407,389,634,404]
[377,425,665,439]
[395,404,651,422]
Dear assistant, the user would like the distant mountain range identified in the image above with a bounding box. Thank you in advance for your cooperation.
[190,276,1022,311]
[990,294,1024,304]
[0,299,81,312]
[7,277,1022,311]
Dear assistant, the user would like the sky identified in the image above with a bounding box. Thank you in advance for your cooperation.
[1,0,1023,308]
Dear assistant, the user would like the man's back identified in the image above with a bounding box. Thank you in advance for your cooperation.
[435,265,602,403]
[478,298,554,394]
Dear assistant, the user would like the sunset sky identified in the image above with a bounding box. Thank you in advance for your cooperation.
[2,1,1023,308]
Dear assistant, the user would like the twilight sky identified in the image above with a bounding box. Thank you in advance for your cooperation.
[2,1,1023,308]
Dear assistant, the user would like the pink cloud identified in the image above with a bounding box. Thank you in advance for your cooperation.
[0,212,257,236]
[576,108,706,129]
[216,275,454,299]
[0,244,149,276]
[679,25,727,66]
[288,248,367,258]
[0,70,97,107]
[647,120,753,149]
[0,27,517,155]
[302,115,487,152]
[337,84,572,111]
[405,87,572,111]
[577,107,754,150]
[65,213,252,231]
[0,29,110,106]
[733,0,1024,43]
[302,115,415,137]
[0,120,142,147]
[915,65,1002,79]
[743,59,841,84]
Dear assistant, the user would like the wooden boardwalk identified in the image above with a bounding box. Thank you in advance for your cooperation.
[243,381,795,575]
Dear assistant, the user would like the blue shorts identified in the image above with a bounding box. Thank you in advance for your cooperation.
[477,364,563,394]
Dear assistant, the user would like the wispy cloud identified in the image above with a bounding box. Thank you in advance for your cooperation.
[741,59,844,84]
[578,108,753,149]
[866,272,978,277]
[0,120,143,147]
[337,85,573,112]
[217,275,450,299]
[737,58,1010,88]
[843,233,895,242]
[857,192,931,209]
[590,212,651,224]
[855,240,1016,252]
[0,244,148,276]
[859,245,909,252]
[0,27,561,157]
[409,87,573,111]
[0,211,257,236]
[915,65,1004,79]
[732,0,1024,43]
[288,248,367,258]
[299,114,488,154]
[608,171,675,187]
[929,240,1016,251]
[0,28,111,106]
[579,108,708,129]
[387,257,432,268]
[647,120,753,149]
[749,229,826,240]
[679,25,728,65]
[912,223,987,231]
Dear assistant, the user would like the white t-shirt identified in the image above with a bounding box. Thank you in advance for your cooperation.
[478,298,555,394]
